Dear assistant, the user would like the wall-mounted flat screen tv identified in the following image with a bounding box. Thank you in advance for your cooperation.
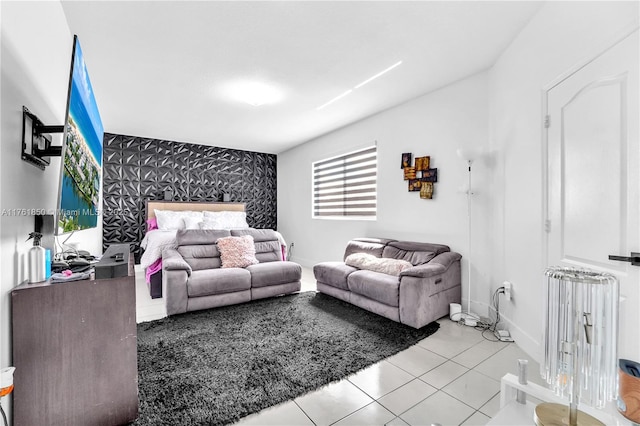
[56,35,104,235]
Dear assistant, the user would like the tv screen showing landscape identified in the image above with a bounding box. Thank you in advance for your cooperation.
[57,36,104,234]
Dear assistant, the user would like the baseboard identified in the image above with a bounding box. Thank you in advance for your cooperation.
[463,297,541,363]
[496,314,541,363]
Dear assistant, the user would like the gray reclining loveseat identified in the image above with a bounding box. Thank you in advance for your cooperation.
[313,238,461,328]
[162,229,302,315]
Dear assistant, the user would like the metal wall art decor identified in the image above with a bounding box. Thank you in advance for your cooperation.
[401,153,412,169]
[401,152,438,199]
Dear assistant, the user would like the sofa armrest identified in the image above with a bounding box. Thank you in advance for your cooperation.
[400,252,462,278]
[162,249,190,316]
[398,252,462,328]
[163,248,192,276]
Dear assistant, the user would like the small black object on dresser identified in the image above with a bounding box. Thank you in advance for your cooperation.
[95,243,131,279]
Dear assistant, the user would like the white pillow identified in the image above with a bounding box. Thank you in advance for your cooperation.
[154,210,203,231]
[200,220,220,230]
[182,216,203,230]
[202,211,249,230]
[345,252,413,276]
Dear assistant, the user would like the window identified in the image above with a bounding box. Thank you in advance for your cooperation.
[313,146,377,219]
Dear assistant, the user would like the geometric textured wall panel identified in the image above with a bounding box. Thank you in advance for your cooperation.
[102,133,277,262]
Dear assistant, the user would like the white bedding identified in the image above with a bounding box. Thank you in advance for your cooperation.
[139,229,287,269]
[140,230,178,269]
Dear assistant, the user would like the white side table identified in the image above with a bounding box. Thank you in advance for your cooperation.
[487,373,634,426]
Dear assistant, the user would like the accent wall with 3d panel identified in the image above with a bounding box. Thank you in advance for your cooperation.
[101,133,277,261]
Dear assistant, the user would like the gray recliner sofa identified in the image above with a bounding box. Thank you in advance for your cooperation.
[313,238,461,328]
[162,229,302,315]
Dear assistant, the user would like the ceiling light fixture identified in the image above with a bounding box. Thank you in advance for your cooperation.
[316,89,353,111]
[316,60,403,111]
[354,60,403,89]
[222,80,284,107]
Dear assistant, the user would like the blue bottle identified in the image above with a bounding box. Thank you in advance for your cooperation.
[45,249,52,279]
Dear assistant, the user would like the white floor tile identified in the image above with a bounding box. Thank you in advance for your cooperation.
[474,344,544,386]
[478,392,501,418]
[300,267,317,293]
[451,339,510,369]
[348,360,415,399]
[377,379,437,416]
[419,360,469,389]
[400,391,475,426]
[461,410,491,426]
[386,417,410,426]
[386,345,447,377]
[333,402,396,426]
[417,320,485,359]
[233,400,314,425]
[440,318,489,336]
[442,370,500,409]
[295,380,373,426]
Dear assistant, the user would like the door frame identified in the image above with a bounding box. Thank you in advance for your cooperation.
[541,18,639,269]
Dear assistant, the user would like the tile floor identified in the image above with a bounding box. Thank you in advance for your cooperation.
[233,318,544,426]
[135,266,543,426]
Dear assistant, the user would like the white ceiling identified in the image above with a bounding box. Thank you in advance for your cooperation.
[61,1,542,154]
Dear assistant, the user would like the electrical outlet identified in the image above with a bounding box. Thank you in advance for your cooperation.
[291,242,294,247]
[503,281,512,301]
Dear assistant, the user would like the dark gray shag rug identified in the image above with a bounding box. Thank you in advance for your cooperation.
[134,291,439,425]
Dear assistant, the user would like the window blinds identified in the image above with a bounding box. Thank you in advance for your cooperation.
[313,146,377,218]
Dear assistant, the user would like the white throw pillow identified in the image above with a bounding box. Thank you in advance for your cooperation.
[154,210,203,231]
[182,216,203,230]
[345,252,414,276]
[202,211,249,230]
[200,220,220,230]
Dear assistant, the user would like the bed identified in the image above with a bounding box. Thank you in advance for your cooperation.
[140,201,286,299]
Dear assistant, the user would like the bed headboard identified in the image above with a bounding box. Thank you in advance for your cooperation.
[145,201,245,221]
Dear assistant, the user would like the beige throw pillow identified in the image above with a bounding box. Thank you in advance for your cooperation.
[345,252,413,276]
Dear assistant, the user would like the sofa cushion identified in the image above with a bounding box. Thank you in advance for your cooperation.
[254,241,281,263]
[232,229,282,263]
[217,235,259,268]
[345,253,413,276]
[176,229,231,246]
[187,268,251,297]
[246,261,301,288]
[347,270,400,307]
[313,262,357,291]
[231,228,278,242]
[343,238,395,261]
[178,244,222,271]
[383,241,450,265]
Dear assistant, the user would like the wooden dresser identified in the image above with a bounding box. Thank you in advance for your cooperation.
[11,246,138,426]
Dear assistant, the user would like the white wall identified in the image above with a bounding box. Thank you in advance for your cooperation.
[0,1,102,420]
[279,1,639,365]
[278,71,491,312]
[488,1,639,359]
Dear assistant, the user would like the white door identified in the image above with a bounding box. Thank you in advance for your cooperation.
[546,29,639,361]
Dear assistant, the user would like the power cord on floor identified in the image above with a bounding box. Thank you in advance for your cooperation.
[454,286,506,342]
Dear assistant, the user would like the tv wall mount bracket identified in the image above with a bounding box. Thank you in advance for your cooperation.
[22,106,63,170]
